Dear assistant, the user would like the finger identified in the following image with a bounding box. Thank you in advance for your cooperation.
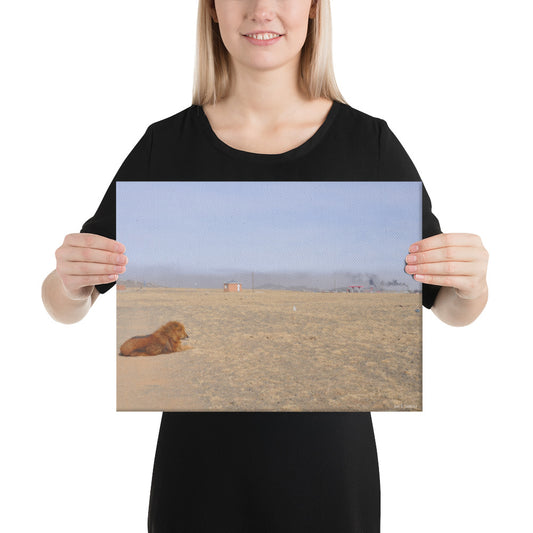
[63,273,121,291]
[409,233,482,253]
[58,245,128,266]
[412,273,486,300]
[412,273,476,291]
[406,246,483,265]
[405,260,480,277]
[64,233,126,253]
[60,260,127,277]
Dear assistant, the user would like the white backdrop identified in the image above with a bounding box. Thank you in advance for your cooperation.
[2,1,531,531]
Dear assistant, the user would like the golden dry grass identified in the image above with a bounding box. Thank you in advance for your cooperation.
[117,288,422,412]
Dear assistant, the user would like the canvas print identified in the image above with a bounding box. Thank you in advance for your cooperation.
[116,181,422,411]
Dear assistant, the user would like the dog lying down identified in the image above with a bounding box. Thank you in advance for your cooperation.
[119,321,193,356]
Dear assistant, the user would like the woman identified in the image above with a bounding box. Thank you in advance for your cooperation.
[42,1,488,531]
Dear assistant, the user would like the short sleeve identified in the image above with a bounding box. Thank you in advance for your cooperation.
[80,124,153,294]
[378,120,443,309]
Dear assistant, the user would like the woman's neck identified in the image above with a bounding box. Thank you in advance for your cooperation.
[219,64,311,126]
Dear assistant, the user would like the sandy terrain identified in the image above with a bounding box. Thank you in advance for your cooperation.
[117,288,422,412]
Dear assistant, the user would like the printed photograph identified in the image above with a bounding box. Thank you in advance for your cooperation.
[116,181,422,411]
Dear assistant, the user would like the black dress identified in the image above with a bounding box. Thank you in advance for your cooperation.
[81,100,442,532]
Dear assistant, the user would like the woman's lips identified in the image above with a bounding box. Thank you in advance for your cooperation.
[242,34,283,46]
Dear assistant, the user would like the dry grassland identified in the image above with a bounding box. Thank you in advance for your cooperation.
[117,288,422,412]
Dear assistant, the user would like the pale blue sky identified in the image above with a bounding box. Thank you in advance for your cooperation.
[116,181,421,286]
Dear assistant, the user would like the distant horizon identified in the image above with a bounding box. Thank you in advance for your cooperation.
[118,267,421,292]
[119,283,422,294]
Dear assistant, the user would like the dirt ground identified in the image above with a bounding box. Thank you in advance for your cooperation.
[116,288,422,412]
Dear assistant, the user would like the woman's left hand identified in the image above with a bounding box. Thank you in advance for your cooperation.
[405,233,489,300]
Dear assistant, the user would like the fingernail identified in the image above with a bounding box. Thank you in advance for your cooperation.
[406,265,417,273]
[414,274,425,281]
[406,254,417,263]
[409,244,419,253]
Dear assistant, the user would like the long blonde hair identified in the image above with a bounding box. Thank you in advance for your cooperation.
[192,0,347,105]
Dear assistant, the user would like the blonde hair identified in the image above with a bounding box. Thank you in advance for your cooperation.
[192,0,347,105]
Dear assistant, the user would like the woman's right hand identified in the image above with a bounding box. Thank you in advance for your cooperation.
[55,233,128,300]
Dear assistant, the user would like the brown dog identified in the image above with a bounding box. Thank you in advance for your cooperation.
[119,321,193,356]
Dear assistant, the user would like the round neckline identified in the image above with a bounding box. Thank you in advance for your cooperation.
[196,100,340,162]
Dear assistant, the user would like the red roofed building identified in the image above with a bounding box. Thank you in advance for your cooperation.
[224,281,242,292]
